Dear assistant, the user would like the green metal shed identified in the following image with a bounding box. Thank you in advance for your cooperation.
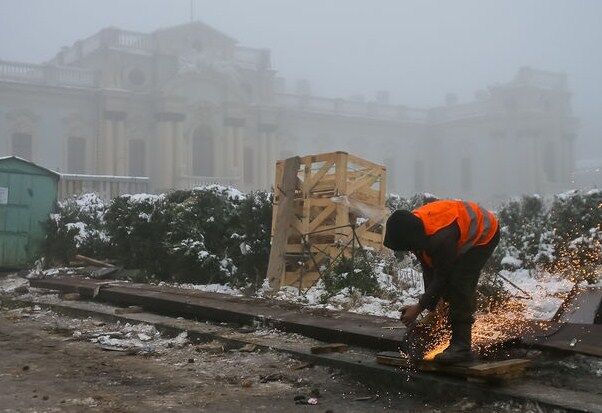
[0,156,59,269]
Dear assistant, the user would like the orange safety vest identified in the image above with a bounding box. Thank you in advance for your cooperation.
[413,200,498,267]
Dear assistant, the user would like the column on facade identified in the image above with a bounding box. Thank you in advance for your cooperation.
[267,130,279,189]
[102,111,127,175]
[224,125,234,176]
[103,117,114,175]
[234,126,244,179]
[115,118,127,176]
[224,117,246,181]
[153,112,185,190]
[257,123,277,190]
[258,130,268,188]
[531,135,541,194]
[173,120,185,181]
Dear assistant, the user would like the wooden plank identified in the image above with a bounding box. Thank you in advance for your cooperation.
[347,173,380,196]
[299,151,343,164]
[376,351,531,381]
[378,166,387,208]
[75,254,114,268]
[335,152,350,242]
[347,153,382,170]
[310,343,348,354]
[309,204,337,232]
[267,156,301,288]
[305,161,334,194]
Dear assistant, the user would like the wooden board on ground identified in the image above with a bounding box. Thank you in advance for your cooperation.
[376,351,531,382]
[310,343,348,354]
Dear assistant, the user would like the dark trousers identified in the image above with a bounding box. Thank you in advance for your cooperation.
[444,229,500,328]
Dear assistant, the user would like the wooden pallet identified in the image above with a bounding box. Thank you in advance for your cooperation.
[268,152,387,289]
[376,351,531,382]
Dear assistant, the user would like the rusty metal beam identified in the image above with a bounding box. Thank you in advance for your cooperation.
[520,321,602,357]
[553,287,602,324]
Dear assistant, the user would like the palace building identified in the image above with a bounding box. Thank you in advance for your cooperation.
[0,21,577,204]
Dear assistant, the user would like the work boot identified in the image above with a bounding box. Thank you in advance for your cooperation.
[434,323,474,365]
[433,342,474,364]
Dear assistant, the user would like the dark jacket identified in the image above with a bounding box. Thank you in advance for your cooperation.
[415,222,460,311]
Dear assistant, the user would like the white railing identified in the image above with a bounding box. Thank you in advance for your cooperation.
[275,93,428,122]
[0,61,45,82]
[0,60,97,88]
[179,175,242,189]
[59,174,150,201]
[115,30,154,51]
[56,28,154,65]
[54,66,97,87]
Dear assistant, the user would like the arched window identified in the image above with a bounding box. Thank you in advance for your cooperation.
[129,139,145,176]
[192,126,214,176]
[544,142,557,182]
[67,136,86,173]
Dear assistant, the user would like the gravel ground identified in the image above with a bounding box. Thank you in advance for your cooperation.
[0,273,587,412]
[0,302,441,412]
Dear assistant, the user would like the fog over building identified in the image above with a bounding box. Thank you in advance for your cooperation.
[0,21,577,204]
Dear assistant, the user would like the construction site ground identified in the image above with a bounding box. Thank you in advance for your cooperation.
[1,275,601,412]
[0,300,516,413]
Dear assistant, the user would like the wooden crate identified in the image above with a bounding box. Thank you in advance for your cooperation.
[267,151,387,289]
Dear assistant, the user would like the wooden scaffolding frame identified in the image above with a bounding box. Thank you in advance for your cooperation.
[267,151,387,290]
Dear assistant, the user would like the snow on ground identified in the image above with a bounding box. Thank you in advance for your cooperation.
[164,282,243,297]
[0,274,28,293]
[499,269,575,320]
[3,263,598,322]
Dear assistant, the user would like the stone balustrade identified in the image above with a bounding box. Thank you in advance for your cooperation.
[0,60,97,88]
[58,174,150,201]
[275,93,428,122]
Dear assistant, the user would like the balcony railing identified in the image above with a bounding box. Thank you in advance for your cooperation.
[0,60,98,88]
[59,174,150,201]
[428,102,490,123]
[275,93,428,122]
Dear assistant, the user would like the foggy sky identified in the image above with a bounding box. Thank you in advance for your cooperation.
[1,0,600,160]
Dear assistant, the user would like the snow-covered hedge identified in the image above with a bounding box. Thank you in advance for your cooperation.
[387,190,601,284]
[44,188,600,296]
[490,190,601,283]
[44,186,272,291]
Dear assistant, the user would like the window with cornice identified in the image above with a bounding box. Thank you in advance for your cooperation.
[193,126,214,176]
[67,136,86,173]
[129,139,145,176]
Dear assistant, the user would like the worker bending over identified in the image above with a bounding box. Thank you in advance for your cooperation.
[383,199,500,364]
